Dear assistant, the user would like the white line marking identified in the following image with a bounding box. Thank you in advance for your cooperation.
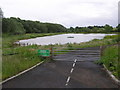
[74,59,77,62]
[67,76,71,83]
[70,68,74,73]
[65,59,77,86]
[72,63,75,67]
[65,76,71,86]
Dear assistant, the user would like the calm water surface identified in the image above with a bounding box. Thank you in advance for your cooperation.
[17,33,115,45]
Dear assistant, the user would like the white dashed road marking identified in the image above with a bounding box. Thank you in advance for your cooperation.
[70,68,74,73]
[74,59,77,63]
[67,76,71,83]
[65,76,71,86]
[72,63,75,67]
[65,59,77,86]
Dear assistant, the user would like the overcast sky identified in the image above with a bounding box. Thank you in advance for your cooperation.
[0,0,119,28]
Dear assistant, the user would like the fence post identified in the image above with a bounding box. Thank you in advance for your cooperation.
[100,45,106,56]
[50,45,53,60]
[100,46,103,56]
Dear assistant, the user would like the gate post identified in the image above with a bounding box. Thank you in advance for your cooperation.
[100,45,106,56]
[50,45,53,60]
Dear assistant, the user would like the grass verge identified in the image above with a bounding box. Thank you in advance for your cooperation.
[96,45,120,80]
[2,33,60,80]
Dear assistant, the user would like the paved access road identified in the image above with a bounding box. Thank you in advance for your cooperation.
[2,47,119,88]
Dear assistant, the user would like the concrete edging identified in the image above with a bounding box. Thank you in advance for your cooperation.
[103,64,120,86]
[1,61,44,84]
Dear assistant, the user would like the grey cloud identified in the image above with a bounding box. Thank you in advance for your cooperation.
[0,0,119,27]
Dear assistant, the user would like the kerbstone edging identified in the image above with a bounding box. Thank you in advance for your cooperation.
[0,61,44,84]
[103,64,120,86]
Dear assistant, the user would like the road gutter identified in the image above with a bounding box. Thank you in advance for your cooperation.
[1,61,44,84]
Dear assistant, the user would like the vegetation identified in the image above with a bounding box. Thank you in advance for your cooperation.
[104,45,119,79]
[2,33,119,80]
[94,35,120,80]
[2,33,62,80]
[2,16,119,81]
[2,17,119,35]
[96,45,120,80]
[3,45,42,79]
[67,25,118,33]
[2,17,67,34]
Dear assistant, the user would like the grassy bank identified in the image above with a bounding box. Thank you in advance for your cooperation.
[2,33,61,80]
[97,45,120,80]
[2,33,119,80]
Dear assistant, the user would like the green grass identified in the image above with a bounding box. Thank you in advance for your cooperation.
[2,33,61,80]
[98,45,120,80]
[3,45,41,79]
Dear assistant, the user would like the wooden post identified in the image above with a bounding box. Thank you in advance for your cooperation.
[50,45,53,60]
[100,45,106,56]
[100,46,103,56]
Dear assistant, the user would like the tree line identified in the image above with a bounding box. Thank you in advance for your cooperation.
[67,25,118,33]
[2,17,119,35]
[2,17,67,34]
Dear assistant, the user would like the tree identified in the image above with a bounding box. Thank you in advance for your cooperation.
[116,24,120,32]
[104,24,113,33]
[2,18,25,34]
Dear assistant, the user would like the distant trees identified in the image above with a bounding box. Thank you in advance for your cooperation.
[104,24,113,32]
[2,17,118,35]
[2,17,25,34]
[67,25,118,33]
[45,23,66,33]
[116,24,120,32]
[2,17,67,34]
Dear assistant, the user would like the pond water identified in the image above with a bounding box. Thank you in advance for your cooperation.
[17,33,115,46]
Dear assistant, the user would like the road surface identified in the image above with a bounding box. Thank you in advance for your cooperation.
[2,46,119,88]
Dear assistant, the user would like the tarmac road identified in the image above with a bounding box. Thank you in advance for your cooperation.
[2,46,119,88]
